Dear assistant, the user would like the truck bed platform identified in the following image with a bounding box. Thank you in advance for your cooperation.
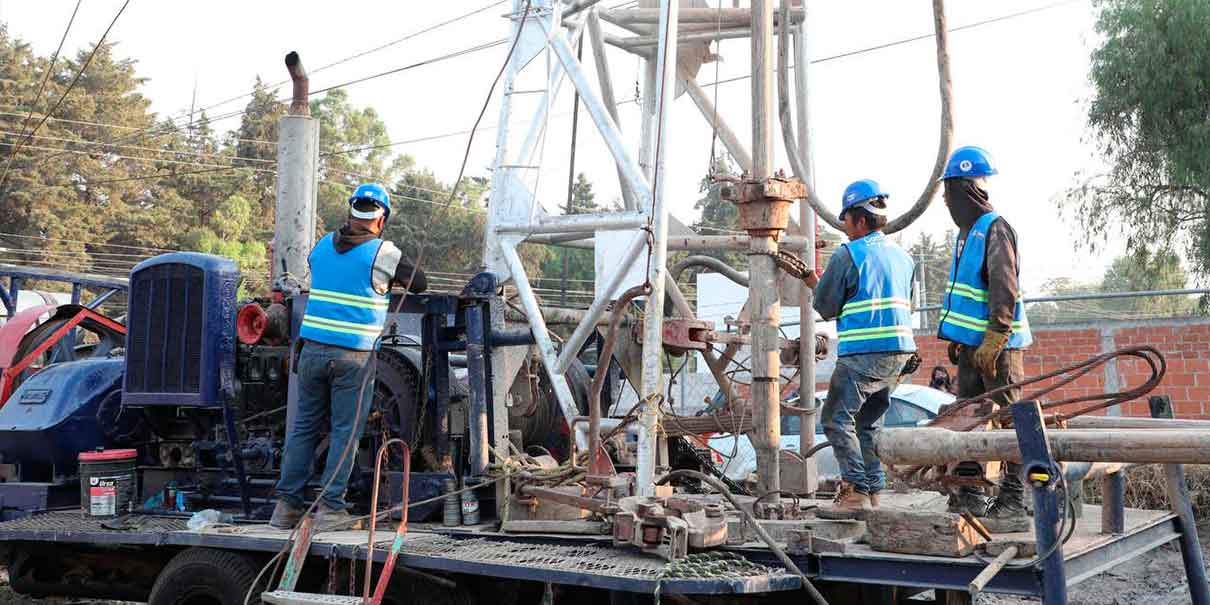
[0,500,1179,598]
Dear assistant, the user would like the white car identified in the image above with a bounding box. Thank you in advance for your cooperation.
[708,384,956,482]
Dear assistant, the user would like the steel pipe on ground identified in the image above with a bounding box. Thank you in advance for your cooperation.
[875,428,1210,466]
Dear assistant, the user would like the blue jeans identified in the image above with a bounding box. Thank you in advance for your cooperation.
[821,352,911,495]
[275,341,375,511]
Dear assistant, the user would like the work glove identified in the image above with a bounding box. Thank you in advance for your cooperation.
[973,330,1010,378]
[947,342,962,365]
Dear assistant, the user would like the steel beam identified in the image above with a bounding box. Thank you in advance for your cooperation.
[682,77,753,173]
[793,11,817,462]
[1011,401,1066,605]
[499,243,583,438]
[1150,396,1210,605]
[587,9,638,211]
[497,210,647,234]
[555,230,648,373]
[544,25,653,210]
[635,0,678,497]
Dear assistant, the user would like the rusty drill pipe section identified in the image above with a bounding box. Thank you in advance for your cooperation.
[718,174,806,239]
[284,51,310,116]
[588,284,651,472]
[875,427,1210,466]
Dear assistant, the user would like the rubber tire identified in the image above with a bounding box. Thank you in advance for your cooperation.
[148,548,260,605]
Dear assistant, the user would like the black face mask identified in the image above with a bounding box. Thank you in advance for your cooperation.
[943,178,994,230]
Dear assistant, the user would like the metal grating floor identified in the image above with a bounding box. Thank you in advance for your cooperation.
[0,512,800,594]
[0,512,190,532]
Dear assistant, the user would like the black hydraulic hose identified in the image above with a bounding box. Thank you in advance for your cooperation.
[656,469,830,605]
[669,255,749,287]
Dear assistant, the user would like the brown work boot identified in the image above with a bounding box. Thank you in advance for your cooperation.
[269,499,303,530]
[817,482,871,520]
[315,504,360,531]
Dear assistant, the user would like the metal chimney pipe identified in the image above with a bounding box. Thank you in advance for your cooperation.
[285,51,310,117]
[273,51,319,295]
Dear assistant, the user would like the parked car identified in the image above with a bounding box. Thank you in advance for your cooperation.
[708,384,955,482]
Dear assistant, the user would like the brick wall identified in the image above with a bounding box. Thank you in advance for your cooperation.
[858,318,1210,420]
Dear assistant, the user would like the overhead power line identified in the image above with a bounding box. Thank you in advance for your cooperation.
[699,0,1080,88]
[99,3,510,159]
[0,0,132,191]
[6,0,83,178]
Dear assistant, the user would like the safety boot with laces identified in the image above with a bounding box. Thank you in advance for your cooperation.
[817,481,871,520]
[269,499,304,530]
[978,492,1031,533]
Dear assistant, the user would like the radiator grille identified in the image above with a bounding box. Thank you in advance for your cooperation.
[126,263,204,394]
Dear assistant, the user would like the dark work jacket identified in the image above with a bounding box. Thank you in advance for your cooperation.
[945,179,1019,335]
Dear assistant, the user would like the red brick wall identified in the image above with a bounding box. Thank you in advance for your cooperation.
[867,320,1210,420]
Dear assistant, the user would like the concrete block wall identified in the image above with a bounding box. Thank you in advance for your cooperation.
[889,318,1210,420]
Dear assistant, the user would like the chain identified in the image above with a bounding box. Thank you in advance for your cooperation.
[653,552,773,604]
[661,552,772,579]
[750,249,812,282]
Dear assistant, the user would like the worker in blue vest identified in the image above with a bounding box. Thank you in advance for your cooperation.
[937,146,1033,532]
[807,179,917,519]
[271,183,427,530]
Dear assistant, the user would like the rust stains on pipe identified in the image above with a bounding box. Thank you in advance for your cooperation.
[284,51,310,116]
[588,284,651,471]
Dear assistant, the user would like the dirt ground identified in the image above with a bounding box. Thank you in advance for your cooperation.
[2,524,1208,604]
[975,521,1210,605]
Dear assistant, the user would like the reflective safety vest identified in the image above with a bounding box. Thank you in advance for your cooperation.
[937,212,1032,348]
[835,232,917,356]
[299,234,389,351]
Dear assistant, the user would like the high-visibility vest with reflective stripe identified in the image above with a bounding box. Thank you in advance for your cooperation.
[835,232,917,356]
[937,211,1032,348]
[299,234,389,350]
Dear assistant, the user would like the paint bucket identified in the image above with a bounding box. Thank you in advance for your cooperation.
[78,449,138,517]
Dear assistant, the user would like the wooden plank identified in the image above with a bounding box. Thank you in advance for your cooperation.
[866,509,985,557]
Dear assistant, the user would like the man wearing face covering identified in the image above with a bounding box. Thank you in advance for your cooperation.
[937,146,1033,532]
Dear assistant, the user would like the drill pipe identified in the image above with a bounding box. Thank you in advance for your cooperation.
[875,428,1210,466]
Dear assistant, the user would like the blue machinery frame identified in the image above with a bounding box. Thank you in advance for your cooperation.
[0,264,128,319]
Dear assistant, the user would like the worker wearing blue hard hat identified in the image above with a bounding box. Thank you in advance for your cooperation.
[937,146,1033,532]
[271,182,427,530]
[807,179,919,520]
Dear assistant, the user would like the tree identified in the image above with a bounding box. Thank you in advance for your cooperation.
[311,89,413,232]
[1100,247,1195,317]
[907,230,956,327]
[1063,0,1210,276]
[181,194,269,296]
[692,154,745,269]
[540,172,599,305]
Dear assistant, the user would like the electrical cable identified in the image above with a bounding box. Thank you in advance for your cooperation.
[697,0,1081,89]
[0,0,132,191]
[3,0,83,178]
[92,2,509,155]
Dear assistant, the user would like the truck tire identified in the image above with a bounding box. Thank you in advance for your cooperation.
[149,548,261,605]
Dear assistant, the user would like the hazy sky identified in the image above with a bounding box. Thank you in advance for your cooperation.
[0,0,1117,291]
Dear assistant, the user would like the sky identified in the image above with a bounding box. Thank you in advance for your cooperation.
[0,0,1120,292]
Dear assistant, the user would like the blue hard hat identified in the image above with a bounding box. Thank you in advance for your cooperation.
[942,146,998,180]
[349,183,391,219]
[840,179,889,220]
